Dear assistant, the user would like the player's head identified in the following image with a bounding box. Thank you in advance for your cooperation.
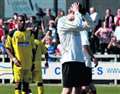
[67,2,83,21]
[89,7,96,14]
[17,15,26,31]
[67,7,75,21]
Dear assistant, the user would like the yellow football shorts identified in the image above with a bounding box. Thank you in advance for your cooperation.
[13,65,32,83]
[32,62,42,82]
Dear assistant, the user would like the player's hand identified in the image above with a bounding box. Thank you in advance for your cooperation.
[71,2,79,12]
[92,57,98,67]
[31,64,35,71]
[12,58,21,67]
[45,62,49,68]
[83,21,90,28]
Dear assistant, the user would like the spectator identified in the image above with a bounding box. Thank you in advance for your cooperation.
[47,20,57,43]
[89,6,100,54]
[107,33,120,54]
[0,35,6,55]
[0,19,5,41]
[43,8,55,33]
[95,21,113,54]
[55,43,62,57]
[27,16,45,40]
[7,13,18,32]
[104,8,115,31]
[55,9,65,24]
[36,8,45,33]
[45,36,57,63]
[0,18,7,54]
[114,8,120,26]
[89,7,100,31]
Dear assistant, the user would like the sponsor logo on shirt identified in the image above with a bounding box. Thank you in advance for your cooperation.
[18,42,30,47]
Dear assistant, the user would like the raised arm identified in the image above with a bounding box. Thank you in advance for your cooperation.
[57,3,89,32]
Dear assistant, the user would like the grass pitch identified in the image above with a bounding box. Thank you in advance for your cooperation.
[0,84,120,94]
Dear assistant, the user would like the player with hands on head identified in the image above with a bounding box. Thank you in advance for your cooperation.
[57,2,91,94]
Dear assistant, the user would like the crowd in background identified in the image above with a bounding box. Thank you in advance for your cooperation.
[0,7,120,62]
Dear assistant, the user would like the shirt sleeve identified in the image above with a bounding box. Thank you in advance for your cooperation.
[80,31,90,46]
[30,33,35,49]
[57,12,86,32]
[34,39,47,54]
[41,42,47,54]
[5,35,12,50]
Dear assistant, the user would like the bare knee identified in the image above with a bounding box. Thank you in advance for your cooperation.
[61,87,72,94]
[15,82,21,90]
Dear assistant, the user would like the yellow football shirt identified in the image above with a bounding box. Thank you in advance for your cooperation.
[5,30,34,70]
[33,39,47,71]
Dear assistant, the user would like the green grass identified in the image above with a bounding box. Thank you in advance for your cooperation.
[0,84,62,94]
[0,84,120,94]
[96,85,120,94]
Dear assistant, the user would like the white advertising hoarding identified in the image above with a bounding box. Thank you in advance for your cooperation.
[42,63,62,79]
[0,63,13,79]
[0,62,120,80]
[92,62,120,80]
[42,62,120,80]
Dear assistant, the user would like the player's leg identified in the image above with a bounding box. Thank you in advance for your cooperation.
[37,70,44,94]
[61,87,72,94]
[22,82,29,94]
[14,66,22,94]
[72,87,81,94]
[80,64,89,94]
[33,70,44,94]
[81,67,96,94]
[80,86,90,94]
[89,83,96,94]
[28,88,32,94]
[33,62,44,94]
[15,82,22,94]
[61,62,73,94]
[87,67,96,94]
[27,82,32,94]
[37,82,44,94]
[22,70,32,94]
[62,62,86,94]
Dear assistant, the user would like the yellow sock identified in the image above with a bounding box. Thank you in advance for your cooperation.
[15,90,21,94]
[22,91,26,94]
[37,86,44,94]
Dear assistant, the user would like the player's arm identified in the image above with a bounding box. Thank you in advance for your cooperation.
[5,35,21,67]
[40,40,49,68]
[34,39,49,68]
[84,45,98,67]
[6,48,21,67]
[30,33,36,71]
[44,52,49,68]
[57,13,88,32]
[31,46,36,71]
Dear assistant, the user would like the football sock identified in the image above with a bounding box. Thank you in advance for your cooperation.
[15,89,21,94]
[37,86,43,94]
